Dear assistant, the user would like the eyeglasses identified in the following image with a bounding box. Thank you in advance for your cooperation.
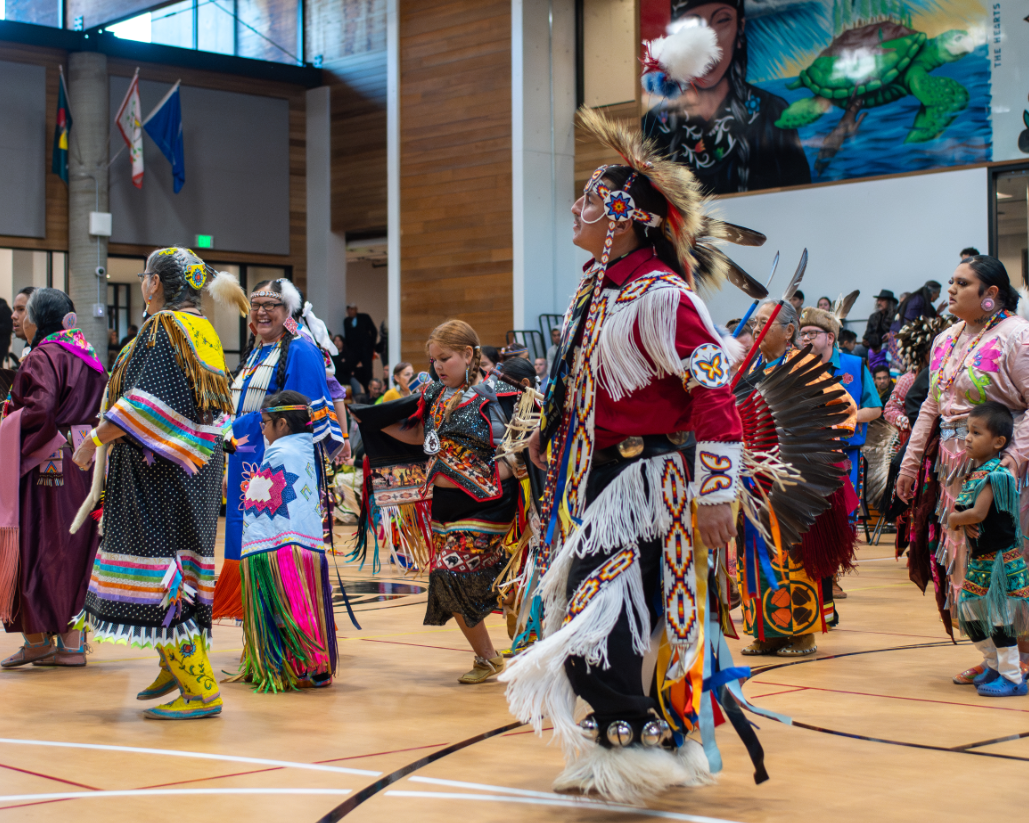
[136,272,152,281]
[799,329,827,341]
[251,302,285,314]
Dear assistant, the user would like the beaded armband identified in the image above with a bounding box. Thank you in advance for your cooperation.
[692,441,742,505]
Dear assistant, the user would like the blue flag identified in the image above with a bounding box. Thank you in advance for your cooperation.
[142,82,185,193]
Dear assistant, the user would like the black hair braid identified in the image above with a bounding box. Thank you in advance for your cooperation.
[234,331,258,378]
[276,331,292,393]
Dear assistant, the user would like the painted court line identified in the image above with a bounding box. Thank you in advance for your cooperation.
[755,681,1029,714]
[387,790,741,822]
[0,788,351,803]
[405,777,742,822]
[0,739,381,777]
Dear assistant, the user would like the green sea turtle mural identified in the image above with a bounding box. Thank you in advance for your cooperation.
[774,2,975,173]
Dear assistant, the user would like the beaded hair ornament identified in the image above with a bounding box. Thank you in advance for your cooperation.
[263,403,312,426]
[581,165,664,270]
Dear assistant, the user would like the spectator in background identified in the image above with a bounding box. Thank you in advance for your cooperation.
[7,287,35,368]
[890,280,941,334]
[331,333,361,399]
[118,324,138,350]
[357,378,385,405]
[106,328,119,369]
[872,364,893,405]
[863,289,897,368]
[500,342,530,362]
[838,328,857,354]
[0,297,12,368]
[376,321,389,375]
[545,326,561,375]
[534,357,548,383]
[816,296,832,311]
[960,247,980,258]
[789,289,805,312]
[480,345,499,375]
[343,303,378,391]
[380,361,414,403]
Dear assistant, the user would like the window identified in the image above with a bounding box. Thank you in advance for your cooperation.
[106,0,300,65]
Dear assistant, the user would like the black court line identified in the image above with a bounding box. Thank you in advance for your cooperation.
[314,721,523,821]
[746,639,1029,761]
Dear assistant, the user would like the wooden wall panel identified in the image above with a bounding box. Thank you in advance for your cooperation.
[399,0,512,363]
[327,51,387,234]
[574,101,640,195]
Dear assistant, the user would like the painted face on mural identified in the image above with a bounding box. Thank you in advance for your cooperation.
[680,3,740,90]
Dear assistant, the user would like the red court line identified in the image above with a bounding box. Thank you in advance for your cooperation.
[315,741,450,763]
[137,742,452,790]
[747,688,807,700]
[756,680,1029,714]
[0,761,100,791]
[360,638,470,653]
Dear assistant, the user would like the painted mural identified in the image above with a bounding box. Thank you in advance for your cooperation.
[640,0,1029,193]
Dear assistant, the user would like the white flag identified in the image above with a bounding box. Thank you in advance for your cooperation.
[115,70,144,188]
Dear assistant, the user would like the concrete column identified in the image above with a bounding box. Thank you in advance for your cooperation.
[68,51,109,357]
[305,86,348,332]
[511,0,579,330]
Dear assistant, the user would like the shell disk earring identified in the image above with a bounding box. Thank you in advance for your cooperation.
[981,296,996,313]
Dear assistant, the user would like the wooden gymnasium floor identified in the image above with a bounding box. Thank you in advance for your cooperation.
[1,522,1027,822]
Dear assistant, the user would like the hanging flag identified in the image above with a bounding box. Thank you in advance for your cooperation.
[115,69,144,188]
[142,81,185,194]
[51,68,73,184]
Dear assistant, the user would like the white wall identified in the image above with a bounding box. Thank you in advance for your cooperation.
[702,167,991,329]
[511,0,580,331]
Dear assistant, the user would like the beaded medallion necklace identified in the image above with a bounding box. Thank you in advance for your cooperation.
[933,310,1010,397]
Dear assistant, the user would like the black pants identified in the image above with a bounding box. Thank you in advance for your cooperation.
[965,621,1017,648]
[563,460,663,731]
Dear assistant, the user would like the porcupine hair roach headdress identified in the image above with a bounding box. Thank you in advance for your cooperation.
[896,314,955,368]
[576,106,766,293]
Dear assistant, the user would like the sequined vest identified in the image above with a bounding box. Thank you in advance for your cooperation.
[422,381,502,502]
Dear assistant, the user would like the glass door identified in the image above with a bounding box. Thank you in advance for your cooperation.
[992,167,1029,288]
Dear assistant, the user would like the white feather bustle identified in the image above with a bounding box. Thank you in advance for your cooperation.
[648,22,721,85]
[205,270,250,317]
[552,739,714,804]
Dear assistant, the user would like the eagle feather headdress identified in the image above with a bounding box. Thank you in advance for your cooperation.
[576,106,767,297]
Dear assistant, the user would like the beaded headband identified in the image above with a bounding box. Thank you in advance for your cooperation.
[263,405,310,414]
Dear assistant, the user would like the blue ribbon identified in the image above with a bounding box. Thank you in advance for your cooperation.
[544,426,576,545]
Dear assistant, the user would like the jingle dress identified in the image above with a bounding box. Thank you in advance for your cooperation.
[420,379,520,627]
[900,311,1029,634]
[0,331,106,633]
[76,311,232,646]
[214,333,345,619]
